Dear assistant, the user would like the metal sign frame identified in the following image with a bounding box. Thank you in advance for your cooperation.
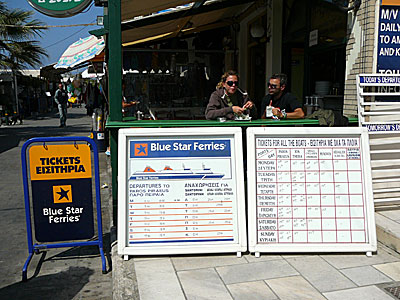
[247,127,376,256]
[21,137,106,281]
[357,74,400,206]
[118,127,247,259]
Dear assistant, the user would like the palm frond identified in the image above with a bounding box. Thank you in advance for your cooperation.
[0,2,48,71]
[0,8,47,40]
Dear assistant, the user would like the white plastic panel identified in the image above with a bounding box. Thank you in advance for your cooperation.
[118,127,247,256]
[247,127,376,254]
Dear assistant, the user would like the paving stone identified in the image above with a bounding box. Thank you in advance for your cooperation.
[286,256,355,292]
[281,254,317,259]
[373,261,400,280]
[340,265,392,286]
[244,254,282,263]
[216,260,298,285]
[323,285,394,300]
[321,244,398,269]
[227,281,277,300]
[134,258,185,300]
[172,254,247,271]
[132,256,166,262]
[266,275,325,300]
[178,268,232,300]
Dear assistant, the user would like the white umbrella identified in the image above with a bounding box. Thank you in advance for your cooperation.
[54,36,105,69]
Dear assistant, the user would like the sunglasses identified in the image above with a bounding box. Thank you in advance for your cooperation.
[226,81,239,87]
[268,83,278,89]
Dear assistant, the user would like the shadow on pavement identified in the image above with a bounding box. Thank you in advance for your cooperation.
[0,266,94,300]
[0,234,112,299]
[42,233,113,273]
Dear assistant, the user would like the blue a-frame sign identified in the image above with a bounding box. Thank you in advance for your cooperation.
[21,136,106,281]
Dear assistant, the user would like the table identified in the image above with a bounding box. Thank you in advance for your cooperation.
[107,118,359,128]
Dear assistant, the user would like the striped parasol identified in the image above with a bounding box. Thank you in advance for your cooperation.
[54,35,105,69]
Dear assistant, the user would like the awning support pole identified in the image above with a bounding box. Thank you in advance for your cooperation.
[108,0,122,122]
[108,0,122,215]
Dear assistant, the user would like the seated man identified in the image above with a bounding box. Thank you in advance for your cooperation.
[261,73,304,120]
[205,70,256,120]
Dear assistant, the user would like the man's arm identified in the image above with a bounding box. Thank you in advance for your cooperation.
[285,93,304,119]
[54,90,60,105]
[286,108,304,119]
[274,107,304,119]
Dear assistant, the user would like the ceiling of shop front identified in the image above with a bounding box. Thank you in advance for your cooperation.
[121,0,193,22]
[122,7,238,46]
[121,0,258,46]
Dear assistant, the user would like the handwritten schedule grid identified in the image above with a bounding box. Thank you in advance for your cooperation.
[256,137,367,244]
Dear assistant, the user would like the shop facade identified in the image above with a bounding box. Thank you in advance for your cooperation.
[0,70,51,122]
[243,0,395,118]
[111,0,374,120]
[103,0,390,208]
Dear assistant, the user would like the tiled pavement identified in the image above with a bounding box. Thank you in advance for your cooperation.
[112,173,400,300]
[120,241,400,300]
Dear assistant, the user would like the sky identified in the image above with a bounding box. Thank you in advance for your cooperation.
[6,0,104,68]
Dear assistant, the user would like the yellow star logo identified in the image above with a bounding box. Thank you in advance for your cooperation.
[53,185,72,203]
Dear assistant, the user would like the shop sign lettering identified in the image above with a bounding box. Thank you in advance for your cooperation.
[377,4,400,74]
[27,0,92,17]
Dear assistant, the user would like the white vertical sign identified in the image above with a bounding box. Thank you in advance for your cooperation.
[118,127,247,256]
[247,127,376,254]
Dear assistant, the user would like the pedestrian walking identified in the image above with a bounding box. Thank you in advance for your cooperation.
[54,83,68,127]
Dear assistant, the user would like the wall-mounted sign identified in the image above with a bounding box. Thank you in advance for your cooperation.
[27,0,92,18]
[118,127,247,257]
[309,29,318,47]
[247,127,376,255]
[377,2,400,74]
[29,144,94,242]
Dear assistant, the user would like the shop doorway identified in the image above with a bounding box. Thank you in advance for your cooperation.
[248,43,266,116]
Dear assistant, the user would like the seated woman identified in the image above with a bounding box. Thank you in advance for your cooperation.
[205,70,256,120]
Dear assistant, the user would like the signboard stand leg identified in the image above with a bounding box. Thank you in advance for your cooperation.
[22,254,33,282]
[21,137,107,281]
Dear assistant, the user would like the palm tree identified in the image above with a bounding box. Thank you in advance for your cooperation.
[0,1,47,71]
[0,1,47,114]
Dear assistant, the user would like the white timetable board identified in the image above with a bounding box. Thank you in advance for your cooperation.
[118,127,247,256]
[247,127,377,254]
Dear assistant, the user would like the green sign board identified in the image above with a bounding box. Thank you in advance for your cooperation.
[27,0,92,18]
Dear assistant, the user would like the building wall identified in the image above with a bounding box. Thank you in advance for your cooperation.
[344,0,377,117]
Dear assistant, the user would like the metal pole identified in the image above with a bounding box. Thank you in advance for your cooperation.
[13,72,19,114]
[108,0,122,122]
[107,0,122,223]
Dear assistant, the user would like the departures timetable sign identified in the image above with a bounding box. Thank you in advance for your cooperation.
[118,128,248,256]
[128,139,235,244]
[27,0,92,17]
